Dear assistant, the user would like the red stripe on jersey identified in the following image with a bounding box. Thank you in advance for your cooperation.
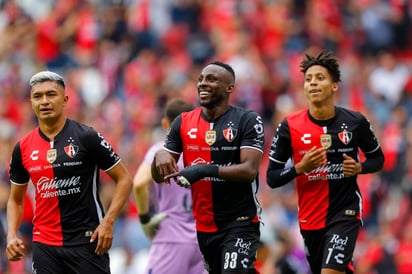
[180,108,217,232]
[287,110,329,230]
[20,130,63,245]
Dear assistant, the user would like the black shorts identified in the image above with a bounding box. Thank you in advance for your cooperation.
[32,242,110,274]
[197,222,260,274]
[300,221,360,274]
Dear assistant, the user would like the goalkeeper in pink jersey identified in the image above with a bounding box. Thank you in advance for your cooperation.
[133,98,206,274]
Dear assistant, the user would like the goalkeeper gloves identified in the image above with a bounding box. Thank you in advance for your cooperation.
[139,212,168,240]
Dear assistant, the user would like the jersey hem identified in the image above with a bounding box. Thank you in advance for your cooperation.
[103,158,121,172]
[240,146,264,153]
[10,180,29,186]
[163,147,180,155]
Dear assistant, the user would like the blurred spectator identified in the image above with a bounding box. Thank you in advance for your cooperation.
[355,221,398,274]
[380,105,409,191]
[368,51,410,110]
[356,0,398,55]
[394,221,412,274]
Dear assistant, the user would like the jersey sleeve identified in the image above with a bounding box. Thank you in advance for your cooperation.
[86,128,121,172]
[357,114,385,173]
[9,142,30,185]
[239,111,265,152]
[266,118,298,188]
[164,115,183,155]
[268,118,293,164]
[358,115,381,154]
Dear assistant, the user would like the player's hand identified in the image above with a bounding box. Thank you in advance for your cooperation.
[153,150,179,185]
[295,146,327,174]
[342,153,362,176]
[6,237,25,261]
[141,212,168,240]
[90,220,113,256]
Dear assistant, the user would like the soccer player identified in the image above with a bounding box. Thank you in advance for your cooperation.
[151,61,265,274]
[6,71,133,273]
[132,98,206,274]
[266,50,385,274]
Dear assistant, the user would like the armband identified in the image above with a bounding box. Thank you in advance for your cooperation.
[179,164,219,186]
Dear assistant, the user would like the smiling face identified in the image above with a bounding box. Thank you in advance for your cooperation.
[304,65,338,106]
[31,80,68,124]
[197,64,234,109]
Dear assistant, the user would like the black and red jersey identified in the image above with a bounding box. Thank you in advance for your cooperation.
[268,107,382,230]
[164,106,265,232]
[9,119,121,246]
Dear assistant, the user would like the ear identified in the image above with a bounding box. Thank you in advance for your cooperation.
[63,95,69,106]
[226,84,234,94]
[332,83,338,93]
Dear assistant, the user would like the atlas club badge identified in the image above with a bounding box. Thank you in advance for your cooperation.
[320,134,332,149]
[65,143,79,158]
[223,126,237,142]
[47,149,57,164]
[338,129,352,145]
[205,130,216,146]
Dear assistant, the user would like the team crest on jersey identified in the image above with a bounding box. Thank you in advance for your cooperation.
[320,134,331,149]
[64,143,79,158]
[205,130,216,146]
[338,129,352,145]
[223,126,237,142]
[47,149,57,164]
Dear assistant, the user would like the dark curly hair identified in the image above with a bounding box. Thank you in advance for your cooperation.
[300,50,341,83]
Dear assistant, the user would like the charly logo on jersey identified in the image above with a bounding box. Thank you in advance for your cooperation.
[338,123,352,145]
[188,128,198,139]
[301,133,311,144]
[223,121,237,142]
[31,150,39,160]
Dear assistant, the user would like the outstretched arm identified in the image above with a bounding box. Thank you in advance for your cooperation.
[166,148,263,187]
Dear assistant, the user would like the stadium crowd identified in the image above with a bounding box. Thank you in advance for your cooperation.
[0,0,411,273]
